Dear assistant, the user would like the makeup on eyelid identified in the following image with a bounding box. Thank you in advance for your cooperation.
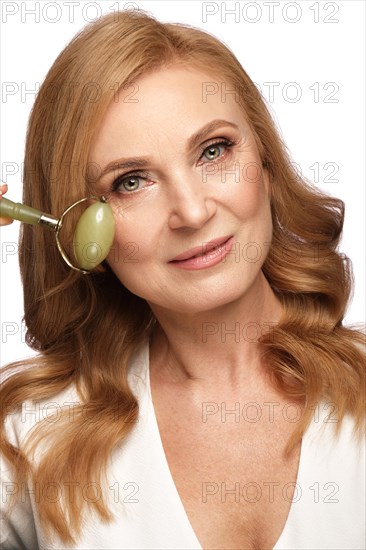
[108,137,238,195]
[95,66,273,315]
[94,118,242,176]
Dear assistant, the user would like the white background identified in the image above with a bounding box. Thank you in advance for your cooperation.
[0,0,365,366]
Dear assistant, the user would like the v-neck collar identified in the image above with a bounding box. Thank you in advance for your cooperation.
[139,338,315,550]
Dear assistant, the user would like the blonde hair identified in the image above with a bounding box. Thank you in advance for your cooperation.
[1,9,365,544]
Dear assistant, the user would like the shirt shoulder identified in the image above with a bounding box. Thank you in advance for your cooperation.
[0,341,150,550]
[275,401,365,550]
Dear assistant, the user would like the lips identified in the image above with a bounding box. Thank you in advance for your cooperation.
[169,235,232,262]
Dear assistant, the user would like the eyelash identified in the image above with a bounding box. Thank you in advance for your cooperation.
[109,138,236,195]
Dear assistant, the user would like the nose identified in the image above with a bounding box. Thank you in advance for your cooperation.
[167,170,217,230]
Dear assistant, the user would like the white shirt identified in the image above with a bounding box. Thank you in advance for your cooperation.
[1,339,365,549]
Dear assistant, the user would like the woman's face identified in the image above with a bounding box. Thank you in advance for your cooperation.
[89,66,272,314]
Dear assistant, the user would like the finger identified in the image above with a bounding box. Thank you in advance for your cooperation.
[0,217,14,226]
[0,182,9,195]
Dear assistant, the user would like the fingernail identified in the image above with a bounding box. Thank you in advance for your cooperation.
[0,182,8,195]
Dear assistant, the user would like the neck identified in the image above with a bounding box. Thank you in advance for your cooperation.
[148,271,283,394]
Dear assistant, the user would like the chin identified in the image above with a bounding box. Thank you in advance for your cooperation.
[162,281,254,315]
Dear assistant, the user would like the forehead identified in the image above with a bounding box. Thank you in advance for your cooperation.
[99,66,247,136]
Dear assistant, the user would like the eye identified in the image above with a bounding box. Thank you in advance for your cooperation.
[108,138,236,194]
[200,139,234,163]
[119,175,141,192]
[110,172,151,194]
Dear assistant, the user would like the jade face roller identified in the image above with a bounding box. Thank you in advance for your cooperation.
[0,196,115,274]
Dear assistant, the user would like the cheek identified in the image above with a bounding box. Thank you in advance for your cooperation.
[229,170,269,221]
[243,161,265,184]
[230,172,273,257]
[105,206,157,275]
[213,151,268,214]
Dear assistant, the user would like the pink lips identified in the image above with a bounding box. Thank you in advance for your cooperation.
[170,235,232,262]
[168,236,235,270]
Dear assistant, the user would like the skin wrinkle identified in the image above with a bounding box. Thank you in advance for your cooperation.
[1,12,364,549]
[88,65,283,399]
[96,119,243,181]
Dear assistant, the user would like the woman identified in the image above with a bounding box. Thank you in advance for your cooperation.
[0,9,365,550]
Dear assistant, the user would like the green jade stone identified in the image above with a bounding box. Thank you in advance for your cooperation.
[73,202,115,270]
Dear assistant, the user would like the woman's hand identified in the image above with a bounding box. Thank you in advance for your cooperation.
[0,183,14,226]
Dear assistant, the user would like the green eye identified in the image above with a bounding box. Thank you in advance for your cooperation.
[204,144,222,161]
[111,172,149,194]
[201,139,234,163]
[122,176,140,191]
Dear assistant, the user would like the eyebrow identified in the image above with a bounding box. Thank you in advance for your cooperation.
[96,119,240,179]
